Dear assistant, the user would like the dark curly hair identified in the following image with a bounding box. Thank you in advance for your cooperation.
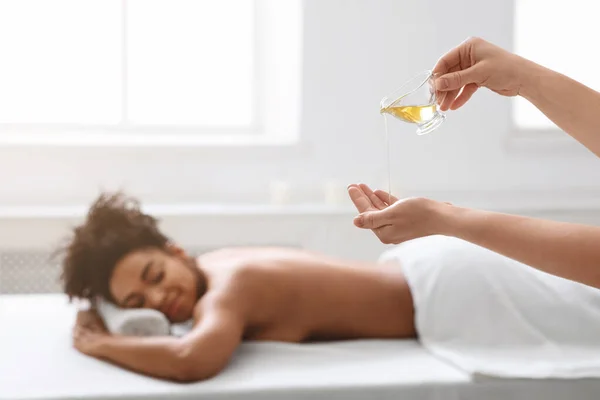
[54,191,170,303]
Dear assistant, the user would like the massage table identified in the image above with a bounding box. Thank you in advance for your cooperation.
[2,294,600,400]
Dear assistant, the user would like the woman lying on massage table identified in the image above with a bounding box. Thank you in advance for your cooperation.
[62,191,415,382]
[62,190,600,383]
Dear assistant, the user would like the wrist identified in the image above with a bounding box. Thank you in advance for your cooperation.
[92,334,115,357]
[433,202,471,238]
[516,57,546,101]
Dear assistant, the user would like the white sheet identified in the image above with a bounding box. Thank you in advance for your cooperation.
[381,235,600,379]
[2,294,600,400]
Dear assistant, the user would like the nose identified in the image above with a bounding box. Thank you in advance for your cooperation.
[146,286,165,311]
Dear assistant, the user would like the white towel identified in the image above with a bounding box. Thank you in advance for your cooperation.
[171,320,195,337]
[96,300,171,337]
[380,235,600,379]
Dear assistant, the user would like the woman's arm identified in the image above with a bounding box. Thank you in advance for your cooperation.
[75,298,244,382]
[519,62,600,158]
[349,184,600,289]
[441,205,600,289]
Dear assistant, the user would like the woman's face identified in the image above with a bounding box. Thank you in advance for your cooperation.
[109,245,204,323]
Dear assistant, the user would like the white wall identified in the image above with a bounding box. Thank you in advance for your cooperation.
[1,0,600,259]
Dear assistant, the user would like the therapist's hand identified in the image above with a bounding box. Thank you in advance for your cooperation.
[433,37,531,111]
[347,184,451,245]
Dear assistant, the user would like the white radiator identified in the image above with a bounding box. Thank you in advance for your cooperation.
[0,246,218,295]
[0,250,62,294]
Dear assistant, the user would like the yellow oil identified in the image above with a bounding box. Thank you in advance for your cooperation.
[383,115,391,204]
[380,104,439,205]
[381,104,437,124]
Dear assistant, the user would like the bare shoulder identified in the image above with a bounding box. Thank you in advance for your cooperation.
[192,266,260,323]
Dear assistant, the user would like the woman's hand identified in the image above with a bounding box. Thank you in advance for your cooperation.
[433,37,532,111]
[347,184,451,245]
[73,309,109,357]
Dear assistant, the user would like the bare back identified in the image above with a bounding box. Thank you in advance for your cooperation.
[196,247,416,343]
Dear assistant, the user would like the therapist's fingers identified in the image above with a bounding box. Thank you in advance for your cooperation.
[439,89,458,112]
[449,83,479,110]
[353,210,390,230]
[374,190,399,205]
[432,42,465,104]
[348,185,377,213]
[436,66,481,93]
[436,63,465,111]
[358,183,387,210]
[432,41,466,76]
[432,38,482,111]
[433,38,478,88]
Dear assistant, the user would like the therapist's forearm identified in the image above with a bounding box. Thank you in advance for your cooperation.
[519,60,600,157]
[441,206,600,289]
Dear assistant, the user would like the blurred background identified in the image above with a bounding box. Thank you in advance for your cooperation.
[1,0,599,293]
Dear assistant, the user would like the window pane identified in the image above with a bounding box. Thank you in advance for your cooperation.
[127,0,255,127]
[514,0,600,129]
[0,0,122,124]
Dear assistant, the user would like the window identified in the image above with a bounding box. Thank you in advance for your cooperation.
[513,0,600,130]
[0,0,302,144]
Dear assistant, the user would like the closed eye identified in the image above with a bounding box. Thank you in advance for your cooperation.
[152,271,164,284]
[142,260,164,284]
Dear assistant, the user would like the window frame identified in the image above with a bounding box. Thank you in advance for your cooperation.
[0,0,303,148]
[507,0,589,152]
